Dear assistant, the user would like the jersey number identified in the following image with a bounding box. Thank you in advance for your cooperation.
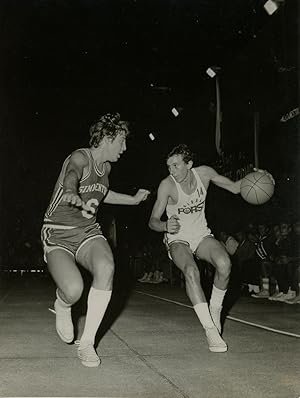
[82,198,99,219]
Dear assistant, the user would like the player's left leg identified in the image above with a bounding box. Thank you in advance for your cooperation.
[75,236,114,367]
[195,236,231,333]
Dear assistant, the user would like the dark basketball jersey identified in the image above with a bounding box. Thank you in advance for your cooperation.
[44,148,109,228]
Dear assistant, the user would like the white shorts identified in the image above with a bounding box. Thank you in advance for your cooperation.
[164,230,213,259]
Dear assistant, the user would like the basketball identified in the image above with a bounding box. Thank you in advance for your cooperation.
[240,171,274,205]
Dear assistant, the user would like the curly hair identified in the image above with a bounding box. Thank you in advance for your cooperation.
[89,113,130,148]
[167,144,194,164]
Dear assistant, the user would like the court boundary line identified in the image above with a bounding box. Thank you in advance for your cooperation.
[135,290,300,339]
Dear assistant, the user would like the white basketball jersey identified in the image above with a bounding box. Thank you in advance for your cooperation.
[165,168,211,244]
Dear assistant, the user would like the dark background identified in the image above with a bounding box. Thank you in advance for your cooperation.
[0,0,298,265]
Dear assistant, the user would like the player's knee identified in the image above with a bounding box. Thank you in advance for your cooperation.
[215,255,231,278]
[63,280,84,304]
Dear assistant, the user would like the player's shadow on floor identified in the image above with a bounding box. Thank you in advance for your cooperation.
[222,268,245,326]
[199,261,244,332]
[72,253,136,345]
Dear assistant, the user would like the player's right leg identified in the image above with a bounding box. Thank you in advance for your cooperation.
[47,249,84,343]
[169,242,227,352]
[169,242,206,303]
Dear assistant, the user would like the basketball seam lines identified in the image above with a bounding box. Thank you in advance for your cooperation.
[242,173,273,204]
[254,188,260,203]
[244,183,272,202]
[254,181,274,185]
[241,184,254,189]
[256,186,272,197]
[245,187,253,200]
[252,173,266,184]
[241,176,254,184]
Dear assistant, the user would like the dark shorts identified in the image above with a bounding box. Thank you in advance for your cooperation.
[41,223,106,263]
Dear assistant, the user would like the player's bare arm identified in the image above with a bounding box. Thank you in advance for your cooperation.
[103,189,150,205]
[99,161,150,205]
[148,179,180,234]
[62,150,88,207]
[196,165,241,194]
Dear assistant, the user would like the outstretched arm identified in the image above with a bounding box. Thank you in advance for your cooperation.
[200,166,241,194]
[208,166,275,194]
[103,189,150,205]
[211,174,242,194]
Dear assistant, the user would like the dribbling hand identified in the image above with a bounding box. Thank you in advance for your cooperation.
[253,168,275,185]
[166,214,180,234]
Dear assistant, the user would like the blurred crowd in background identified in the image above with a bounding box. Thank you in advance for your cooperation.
[133,217,300,306]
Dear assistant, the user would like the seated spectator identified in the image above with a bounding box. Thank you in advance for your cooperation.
[284,220,300,304]
[233,229,257,294]
[136,243,153,282]
[243,229,261,294]
[251,223,275,299]
[269,221,296,302]
[138,241,167,284]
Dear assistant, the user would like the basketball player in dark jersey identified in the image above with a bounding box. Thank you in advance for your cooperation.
[41,113,149,367]
[149,144,243,353]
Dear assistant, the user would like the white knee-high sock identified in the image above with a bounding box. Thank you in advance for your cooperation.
[193,303,215,329]
[209,285,226,333]
[80,287,112,344]
[209,285,226,308]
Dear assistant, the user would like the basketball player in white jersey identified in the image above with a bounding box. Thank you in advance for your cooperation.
[149,144,243,352]
[41,113,149,367]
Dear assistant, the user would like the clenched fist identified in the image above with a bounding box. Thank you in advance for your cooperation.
[166,214,180,234]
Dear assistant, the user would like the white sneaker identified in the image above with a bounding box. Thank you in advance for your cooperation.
[149,270,160,284]
[285,290,296,300]
[284,295,300,305]
[54,299,74,343]
[151,272,164,284]
[143,272,154,283]
[268,292,284,301]
[209,305,222,334]
[204,327,227,353]
[251,290,269,299]
[76,340,101,368]
[276,291,296,302]
[138,273,148,282]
